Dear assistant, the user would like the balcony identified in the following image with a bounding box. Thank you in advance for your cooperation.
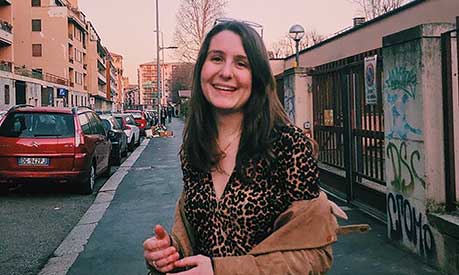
[83,64,87,70]
[0,0,11,6]
[69,57,74,64]
[0,20,12,46]
[0,60,12,72]
[98,72,106,84]
[70,82,74,87]
[68,32,73,40]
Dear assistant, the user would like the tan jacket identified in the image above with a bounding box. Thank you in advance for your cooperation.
[151,192,340,275]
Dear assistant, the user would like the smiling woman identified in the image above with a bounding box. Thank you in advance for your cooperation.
[143,20,340,275]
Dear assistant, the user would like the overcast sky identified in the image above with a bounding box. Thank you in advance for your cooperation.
[78,0,361,82]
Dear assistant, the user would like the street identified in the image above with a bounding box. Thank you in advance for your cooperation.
[0,144,140,275]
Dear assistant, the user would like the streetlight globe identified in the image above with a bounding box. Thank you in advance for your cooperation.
[289,24,305,41]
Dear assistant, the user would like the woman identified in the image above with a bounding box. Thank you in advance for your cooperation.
[143,20,341,275]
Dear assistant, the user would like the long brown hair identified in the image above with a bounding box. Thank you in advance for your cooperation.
[181,20,289,172]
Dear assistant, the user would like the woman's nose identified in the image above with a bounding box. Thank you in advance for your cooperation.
[219,61,233,79]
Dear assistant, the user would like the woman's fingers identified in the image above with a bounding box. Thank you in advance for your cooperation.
[173,255,208,268]
[154,224,170,241]
[145,246,176,263]
[155,251,180,268]
[143,236,170,251]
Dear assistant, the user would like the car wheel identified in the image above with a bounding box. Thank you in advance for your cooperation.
[128,137,135,151]
[122,143,128,157]
[114,148,122,165]
[81,161,96,195]
[136,134,141,146]
[103,160,112,178]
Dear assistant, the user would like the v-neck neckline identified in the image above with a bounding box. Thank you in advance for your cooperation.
[209,170,235,203]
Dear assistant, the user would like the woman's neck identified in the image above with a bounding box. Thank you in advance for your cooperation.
[215,111,243,138]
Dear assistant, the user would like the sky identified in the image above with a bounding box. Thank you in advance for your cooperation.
[78,0,362,82]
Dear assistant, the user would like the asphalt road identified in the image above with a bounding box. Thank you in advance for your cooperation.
[0,146,139,275]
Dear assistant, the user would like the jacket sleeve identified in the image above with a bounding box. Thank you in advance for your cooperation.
[212,192,338,275]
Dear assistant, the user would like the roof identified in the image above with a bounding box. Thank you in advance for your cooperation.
[285,0,426,61]
[10,106,73,114]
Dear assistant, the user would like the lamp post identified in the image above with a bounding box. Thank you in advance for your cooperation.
[154,29,177,125]
[155,0,161,123]
[288,24,305,67]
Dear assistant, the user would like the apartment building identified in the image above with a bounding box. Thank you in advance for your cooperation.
[13,0,89,107]
[110,52,124,112]
[137,61,158,109]
[106,53,118,112]
[0,0,119,112]
[0,0,13,109]
[124,83,139,110]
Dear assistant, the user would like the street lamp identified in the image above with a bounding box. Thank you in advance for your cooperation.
[289,24,305,67]
[154,29,177,125]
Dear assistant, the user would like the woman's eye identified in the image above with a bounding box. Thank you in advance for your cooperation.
[210,56,223,62]
[237,62,248,68]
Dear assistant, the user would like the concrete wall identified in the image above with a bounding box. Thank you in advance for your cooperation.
[383,23,457,273]
[0,75,14,110]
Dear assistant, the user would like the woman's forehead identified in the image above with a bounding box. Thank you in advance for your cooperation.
[208,30,247,56]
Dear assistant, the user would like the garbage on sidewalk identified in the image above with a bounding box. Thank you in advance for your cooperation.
[151,125,174,138]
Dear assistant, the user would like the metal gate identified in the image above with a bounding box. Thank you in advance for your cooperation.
[440,19,458,212]
[312,49,386,216]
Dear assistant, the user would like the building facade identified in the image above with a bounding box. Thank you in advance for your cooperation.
[0,0,120,112]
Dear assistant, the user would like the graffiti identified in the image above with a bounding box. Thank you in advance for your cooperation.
[385,66,422,140]
[284,75,295,123]
[387,193,436,258]
[386,141,425,194]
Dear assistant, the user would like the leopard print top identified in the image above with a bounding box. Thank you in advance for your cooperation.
[181,124,320,257]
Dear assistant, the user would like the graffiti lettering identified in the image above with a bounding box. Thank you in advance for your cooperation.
[386,141,425,194]
[387,193,435,258]
[385,66,422,140]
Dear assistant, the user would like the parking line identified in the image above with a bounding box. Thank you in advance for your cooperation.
[38,138,150,275]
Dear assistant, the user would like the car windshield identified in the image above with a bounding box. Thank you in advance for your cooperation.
[127,112,142,119]
[0,112,75,138]
[125,116,136,125]
[115,117,123,127]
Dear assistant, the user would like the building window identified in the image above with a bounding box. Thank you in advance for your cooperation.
[32,44,42,57]
[75,72,83,85]
[4,85,10,104]
[32,19,41,31]
[32,0,41,7]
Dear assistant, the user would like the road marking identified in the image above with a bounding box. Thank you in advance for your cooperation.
[38,139,150,275]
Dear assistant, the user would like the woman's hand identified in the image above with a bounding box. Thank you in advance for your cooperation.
[143,224,180,273]
[167,255,214,275]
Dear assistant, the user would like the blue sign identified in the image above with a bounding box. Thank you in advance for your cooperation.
[58,88,68,97]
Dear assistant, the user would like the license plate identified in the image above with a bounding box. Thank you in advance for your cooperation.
[18,157,49,166]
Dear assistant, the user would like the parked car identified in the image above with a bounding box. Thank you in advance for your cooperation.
[99,114,128,165]
[0,105,111,194]
[124,110,149,136]
[113,113,140,151]
[0,110,6,121]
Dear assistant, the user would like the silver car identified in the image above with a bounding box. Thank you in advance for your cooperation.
[113,113,140,151]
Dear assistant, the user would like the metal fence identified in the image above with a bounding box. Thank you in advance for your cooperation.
[440,18,458,212]
[311,49,385,203]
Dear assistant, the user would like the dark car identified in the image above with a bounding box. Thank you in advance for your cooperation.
[0,105,111,194]
[100,114,128,165]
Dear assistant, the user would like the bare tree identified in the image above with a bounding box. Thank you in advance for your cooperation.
[173,0,228,62]
[350,0,408,20]
[269,30,324,59]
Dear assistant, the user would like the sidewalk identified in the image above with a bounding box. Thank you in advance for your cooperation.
[40,118,442,275]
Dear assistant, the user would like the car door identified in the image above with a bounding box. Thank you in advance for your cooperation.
[88,113,111,174]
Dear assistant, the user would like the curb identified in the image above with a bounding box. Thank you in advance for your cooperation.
[38,139,150,275]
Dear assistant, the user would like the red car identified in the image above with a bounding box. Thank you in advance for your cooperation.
[124,110,149,136]
[0,105,111,194]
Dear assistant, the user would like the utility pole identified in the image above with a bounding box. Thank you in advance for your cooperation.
[155,0,161,125]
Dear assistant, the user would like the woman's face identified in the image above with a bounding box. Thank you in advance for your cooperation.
[200,30,252,114]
